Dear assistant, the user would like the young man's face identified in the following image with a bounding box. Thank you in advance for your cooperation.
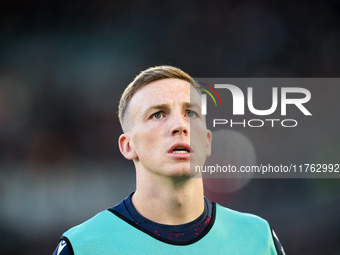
[120,78,211,178]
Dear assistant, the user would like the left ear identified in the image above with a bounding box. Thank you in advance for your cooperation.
[206,129,212,157]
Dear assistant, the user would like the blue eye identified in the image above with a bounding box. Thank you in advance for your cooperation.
[152,112,163,119]
[187,111,196,118]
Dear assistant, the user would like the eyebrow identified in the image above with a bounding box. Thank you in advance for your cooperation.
[142,102,201,118]
[183,102,201,110]
[141,104,167,119]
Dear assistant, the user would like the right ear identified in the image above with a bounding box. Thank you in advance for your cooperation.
[118,133,138,160]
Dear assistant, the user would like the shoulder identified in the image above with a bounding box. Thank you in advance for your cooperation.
[215,203,286,254]
[60,210,123,254]
[214,204,273,243]
[63,210,116,239]
[215,203,270,227]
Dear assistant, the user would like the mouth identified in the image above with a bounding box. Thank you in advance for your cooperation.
[172,147,190,154]
[168,143,191,154]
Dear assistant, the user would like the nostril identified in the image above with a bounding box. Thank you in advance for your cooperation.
[172,127,188,135]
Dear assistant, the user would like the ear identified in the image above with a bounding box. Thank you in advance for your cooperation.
[118,133,138,160]
[206,129,212,157]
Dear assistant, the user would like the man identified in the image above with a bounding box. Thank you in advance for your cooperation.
[53,65,285,254]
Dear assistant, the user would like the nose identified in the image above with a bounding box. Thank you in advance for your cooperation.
[170,113,189,136]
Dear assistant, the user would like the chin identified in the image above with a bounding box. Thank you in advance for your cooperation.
[169,174,192,183]
[167,167,192,179]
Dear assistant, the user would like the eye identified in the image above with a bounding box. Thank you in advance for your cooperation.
[152,112,164,119]
[187,111,196,118]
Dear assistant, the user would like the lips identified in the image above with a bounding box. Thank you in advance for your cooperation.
[168,143,191,154]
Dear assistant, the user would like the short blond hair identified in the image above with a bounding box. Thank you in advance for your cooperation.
[118,65,199,130]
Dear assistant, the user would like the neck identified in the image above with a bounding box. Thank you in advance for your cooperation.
[132,170,204,225]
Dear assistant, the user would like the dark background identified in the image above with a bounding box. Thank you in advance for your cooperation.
[1,0,340,254]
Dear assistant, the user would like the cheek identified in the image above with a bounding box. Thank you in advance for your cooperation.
[192,126,210,150]
[191,123,207,138]
[134,132,158,155]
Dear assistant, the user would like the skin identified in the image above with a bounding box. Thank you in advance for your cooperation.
[119,78,212,225]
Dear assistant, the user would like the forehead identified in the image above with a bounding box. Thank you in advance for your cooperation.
[122,78,202,129]
[130,78,201,108]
